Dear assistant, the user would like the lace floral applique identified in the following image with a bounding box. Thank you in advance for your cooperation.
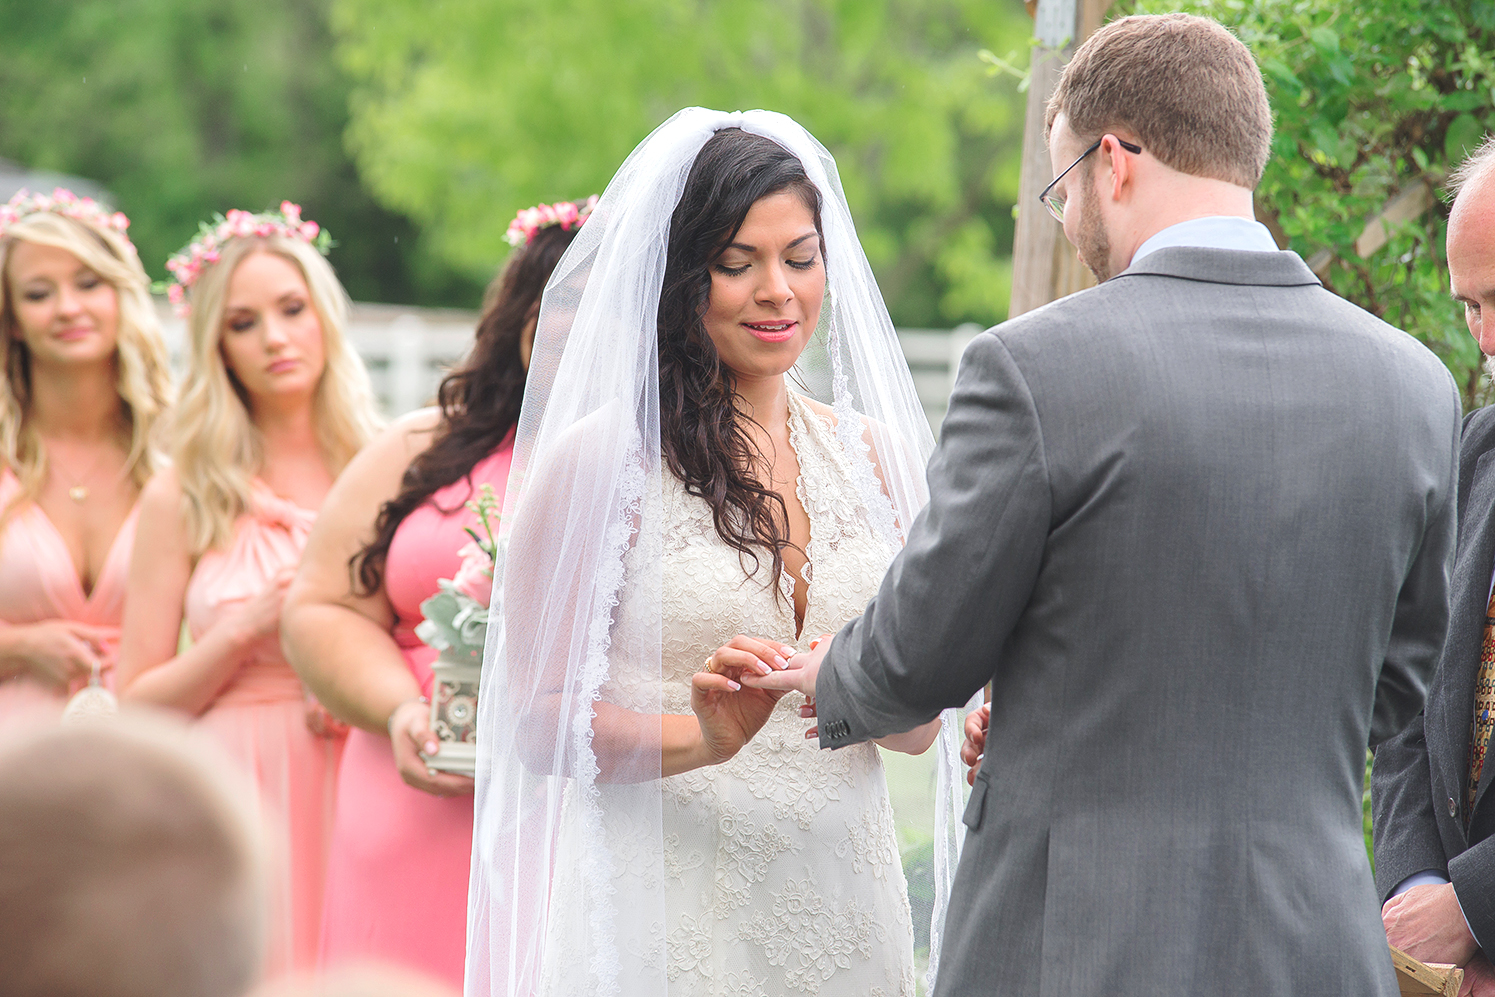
[738,878,886,995]
[663,833,706,882]
[716,800,798,906]
[833,801,901,877]
[666,913,715,981]
[721,968,771,997]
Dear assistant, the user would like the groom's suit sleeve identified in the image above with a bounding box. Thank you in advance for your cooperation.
[815,330,1050,747]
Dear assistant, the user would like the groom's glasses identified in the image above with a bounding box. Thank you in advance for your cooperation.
[1039,137,1143,223]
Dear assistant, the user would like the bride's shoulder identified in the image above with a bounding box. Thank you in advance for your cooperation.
[789,393,899,503]
[796,394,838,425]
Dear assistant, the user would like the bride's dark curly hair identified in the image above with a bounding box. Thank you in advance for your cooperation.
[351,215,583,595]
[658,127,824,589]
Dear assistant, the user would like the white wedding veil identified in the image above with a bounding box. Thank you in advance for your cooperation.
[467,107,970,996]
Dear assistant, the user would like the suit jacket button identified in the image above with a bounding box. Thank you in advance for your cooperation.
[1450,797,1459,818]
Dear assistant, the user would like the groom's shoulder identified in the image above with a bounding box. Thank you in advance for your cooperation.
[972,281,1123,366]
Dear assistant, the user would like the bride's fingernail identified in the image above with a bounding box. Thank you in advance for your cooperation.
[425,741,438,754]
[755,661,771,675]
[727,680,741,691]
[774,655,788,669]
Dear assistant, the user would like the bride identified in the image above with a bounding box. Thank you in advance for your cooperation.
[468,109,969,997]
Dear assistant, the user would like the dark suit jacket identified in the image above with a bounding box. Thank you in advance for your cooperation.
[1374,405,1495,947]
[815,247,1461,996]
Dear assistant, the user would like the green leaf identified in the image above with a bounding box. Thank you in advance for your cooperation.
[1473,0,1495,32]
[1442,90,1487,112]
[1446,113,1485,162]
[1309,25,1340,54]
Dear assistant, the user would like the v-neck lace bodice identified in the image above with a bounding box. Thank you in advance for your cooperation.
[549,391,918,996]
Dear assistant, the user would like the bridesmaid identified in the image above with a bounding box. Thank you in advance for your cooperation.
[0,189,172,717]
[116,204,382,976]
[283,197,594,986]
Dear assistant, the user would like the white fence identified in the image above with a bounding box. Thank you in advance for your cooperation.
[157,301,983,436]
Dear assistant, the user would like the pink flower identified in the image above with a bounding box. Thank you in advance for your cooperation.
[300,220,319,239]
[452,542,494,606]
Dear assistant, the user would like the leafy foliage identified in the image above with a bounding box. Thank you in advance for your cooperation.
[331,0,1031,327]
[0,0,481,304]
[1124,0,1495,405]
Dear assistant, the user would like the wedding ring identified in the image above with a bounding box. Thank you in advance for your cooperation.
[704,655,714,672]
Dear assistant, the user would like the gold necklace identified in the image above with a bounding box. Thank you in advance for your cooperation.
[45,442,114,503]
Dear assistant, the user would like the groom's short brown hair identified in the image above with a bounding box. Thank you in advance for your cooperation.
[1046,13,1273,189]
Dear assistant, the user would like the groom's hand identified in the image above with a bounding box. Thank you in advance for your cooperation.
[741,633,832,700]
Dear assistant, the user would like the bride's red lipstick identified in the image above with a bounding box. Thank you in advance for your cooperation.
[742,320,797,343]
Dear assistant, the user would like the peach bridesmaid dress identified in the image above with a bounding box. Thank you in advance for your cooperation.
[0,468,137,721]
[320,442,513,988]
[187,479,342,976]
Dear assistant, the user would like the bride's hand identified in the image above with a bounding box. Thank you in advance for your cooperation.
[690,635,795,765]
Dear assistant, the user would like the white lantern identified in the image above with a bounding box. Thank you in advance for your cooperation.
[427,647,479,776]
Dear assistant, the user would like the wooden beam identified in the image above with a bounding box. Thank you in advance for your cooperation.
[1299,174,1444,279]
[1356,177,1439,258]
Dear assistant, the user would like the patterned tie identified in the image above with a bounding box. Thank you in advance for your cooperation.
[1467,586,1495,818]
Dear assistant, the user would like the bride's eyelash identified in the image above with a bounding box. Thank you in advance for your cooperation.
[713,256,819,277]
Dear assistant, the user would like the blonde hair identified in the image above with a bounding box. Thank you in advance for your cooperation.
[0,212,173,497]
[1046,13,1273,190]
[172,235,382,554]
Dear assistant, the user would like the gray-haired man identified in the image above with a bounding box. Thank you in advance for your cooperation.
[1374,135,1495,994]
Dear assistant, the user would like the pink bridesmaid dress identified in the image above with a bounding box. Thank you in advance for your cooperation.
[320,442,513,988]
[0,468,137,721]
[187,479,342,976]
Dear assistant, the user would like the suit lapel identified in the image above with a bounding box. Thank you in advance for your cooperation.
[1445,450,1495,817]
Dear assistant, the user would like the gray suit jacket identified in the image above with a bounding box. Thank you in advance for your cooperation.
[1374,406,1495,947]
[815,247,1460,996]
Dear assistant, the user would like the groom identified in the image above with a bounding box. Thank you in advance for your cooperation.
[745,13,1460,997]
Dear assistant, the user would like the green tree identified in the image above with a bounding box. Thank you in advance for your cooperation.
[0,0,481,304]
[332,0,1031,327]
[1123,0,1495,405]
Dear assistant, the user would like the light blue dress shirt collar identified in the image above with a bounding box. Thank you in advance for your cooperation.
[1131,215,1280,264]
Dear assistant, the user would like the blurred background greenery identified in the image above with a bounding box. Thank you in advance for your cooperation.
[0,0,1032,329]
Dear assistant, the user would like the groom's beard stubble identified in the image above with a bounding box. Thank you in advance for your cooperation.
[1073,189,1113,284]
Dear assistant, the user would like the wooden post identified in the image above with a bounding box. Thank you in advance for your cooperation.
[1008,0,1115,319]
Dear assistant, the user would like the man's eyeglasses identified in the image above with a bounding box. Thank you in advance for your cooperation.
[1039,137,1143,223]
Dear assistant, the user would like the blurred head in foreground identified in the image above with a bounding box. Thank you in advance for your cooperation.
[250,963,458,997]
[0,717,265,997]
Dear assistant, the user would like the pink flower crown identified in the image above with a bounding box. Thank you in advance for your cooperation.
[162,202,332,314]
[0,188,134,253]
[504,195,599,248]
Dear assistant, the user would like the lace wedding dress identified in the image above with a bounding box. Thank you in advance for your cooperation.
[541,391,918,997]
